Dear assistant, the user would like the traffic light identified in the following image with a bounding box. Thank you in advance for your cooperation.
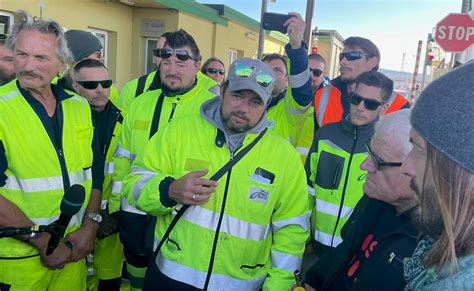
[427,54,434,66]
[311,47,317,54]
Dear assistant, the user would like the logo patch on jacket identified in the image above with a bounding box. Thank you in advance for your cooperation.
[248,187,270,203]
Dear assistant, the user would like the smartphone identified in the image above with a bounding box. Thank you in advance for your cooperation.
[262,12,293,34]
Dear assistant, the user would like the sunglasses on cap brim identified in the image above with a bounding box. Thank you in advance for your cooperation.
[234,63,274,88]
[207,68,225,75]
[76,80,113,90]
[350,92,384,110]
[339,51,370,61]
[153,48,197,62]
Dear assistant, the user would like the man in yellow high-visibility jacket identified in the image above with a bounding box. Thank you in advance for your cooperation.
[0,11,103,290]
[123,57,310,290]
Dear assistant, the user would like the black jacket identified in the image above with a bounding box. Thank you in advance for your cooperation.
[305,196,418,291]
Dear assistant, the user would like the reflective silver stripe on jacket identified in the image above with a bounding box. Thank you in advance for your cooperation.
[182,205,271,241]
[314,229,343,247]
[315,198,353,218]
[104,162,115,175]
[0,90,20,101]
[289,68,311,88]
[121,196,146,215]
[271,213,310,233]
[316,86,331,126]
[113,146,132,160]
[130,167,157,201]
[271,250,302,273]
[156,253,266,290]
[4,169,91,192]
[31,208,86,228]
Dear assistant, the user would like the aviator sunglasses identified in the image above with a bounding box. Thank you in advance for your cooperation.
[339,51,370,61]
[234,63,274,88]
[153,48,198,62]
[366,139,403,170]
[76,80,113,90]
[350,92,384,111]
[207,68,225,75]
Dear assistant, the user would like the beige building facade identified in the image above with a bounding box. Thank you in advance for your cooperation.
[1,0,288,89]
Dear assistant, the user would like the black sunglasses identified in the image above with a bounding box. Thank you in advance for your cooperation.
[350,93,384,111]
[207,68,225,75]
[339,51,370,61]
[156,48,197,62]
[310,68,323,77]
[76,80,113,90]
[366,139,403,171]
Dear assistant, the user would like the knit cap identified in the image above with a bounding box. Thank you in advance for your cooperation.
[65,30,102,62]
[411,62,474,173]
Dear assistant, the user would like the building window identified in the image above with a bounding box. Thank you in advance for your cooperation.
[144,38,158,74]
[229,49,238,68]
[0,11,14,34]
[88,28,108,66]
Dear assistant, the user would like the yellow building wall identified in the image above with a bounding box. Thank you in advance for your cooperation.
[131,8,178,78]
[1,0,133,88]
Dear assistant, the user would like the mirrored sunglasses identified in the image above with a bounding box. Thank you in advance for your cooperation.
[339,51,370,61]
[350,92,384,111]
[310,68,323,77]
[157,48,197,61]
[365,139,403,171]
[234,63,274,88]
[207,68,225,75]
[76,80,113,90]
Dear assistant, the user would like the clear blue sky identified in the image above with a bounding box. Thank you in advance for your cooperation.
[197,0,462,72]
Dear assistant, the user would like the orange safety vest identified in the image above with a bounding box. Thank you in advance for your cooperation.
[313,85,409,127]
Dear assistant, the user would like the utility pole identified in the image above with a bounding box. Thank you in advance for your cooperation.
[410,40,423,106]
[257,0,269,59]
[304,0,315,46]
[453,0,472,64]
[420,33,432,91]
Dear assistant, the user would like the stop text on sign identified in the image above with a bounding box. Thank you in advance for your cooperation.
[437,25,474,41]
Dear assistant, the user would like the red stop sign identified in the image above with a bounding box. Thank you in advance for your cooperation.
[435,13,474,52]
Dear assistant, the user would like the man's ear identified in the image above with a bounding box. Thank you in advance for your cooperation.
[366,56,379,71]
[379,102,389,116]
[219,85,225,101]
[72,81,80,93]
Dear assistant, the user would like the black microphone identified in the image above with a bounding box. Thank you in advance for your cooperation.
[0,225,46,238]
[46,184,85,255]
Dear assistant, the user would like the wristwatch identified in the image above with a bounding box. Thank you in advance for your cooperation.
[84,212,103,225]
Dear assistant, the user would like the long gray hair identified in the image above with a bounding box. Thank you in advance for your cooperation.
[6,10,73,73]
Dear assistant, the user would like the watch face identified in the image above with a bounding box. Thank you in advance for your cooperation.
[88,213,102,223]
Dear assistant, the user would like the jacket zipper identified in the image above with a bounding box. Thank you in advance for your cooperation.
[203,151,234,290]
[330,126,358,247]
[168,102,177,122]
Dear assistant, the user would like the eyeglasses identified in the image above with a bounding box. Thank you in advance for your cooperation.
[310,68,323,77]
[76,80,113,90]
[207,68,225,75]
[366,139,403,171]
[339,51,370,61]
[154,48,197,62]
[350,93,384,111]
[234,63,274,88]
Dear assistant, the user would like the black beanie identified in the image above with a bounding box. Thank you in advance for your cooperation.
[65,30,102,62]
[411,62,474,173]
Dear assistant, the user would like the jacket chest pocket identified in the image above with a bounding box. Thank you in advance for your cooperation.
[315,150,344,190]
[75,126,94,167]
